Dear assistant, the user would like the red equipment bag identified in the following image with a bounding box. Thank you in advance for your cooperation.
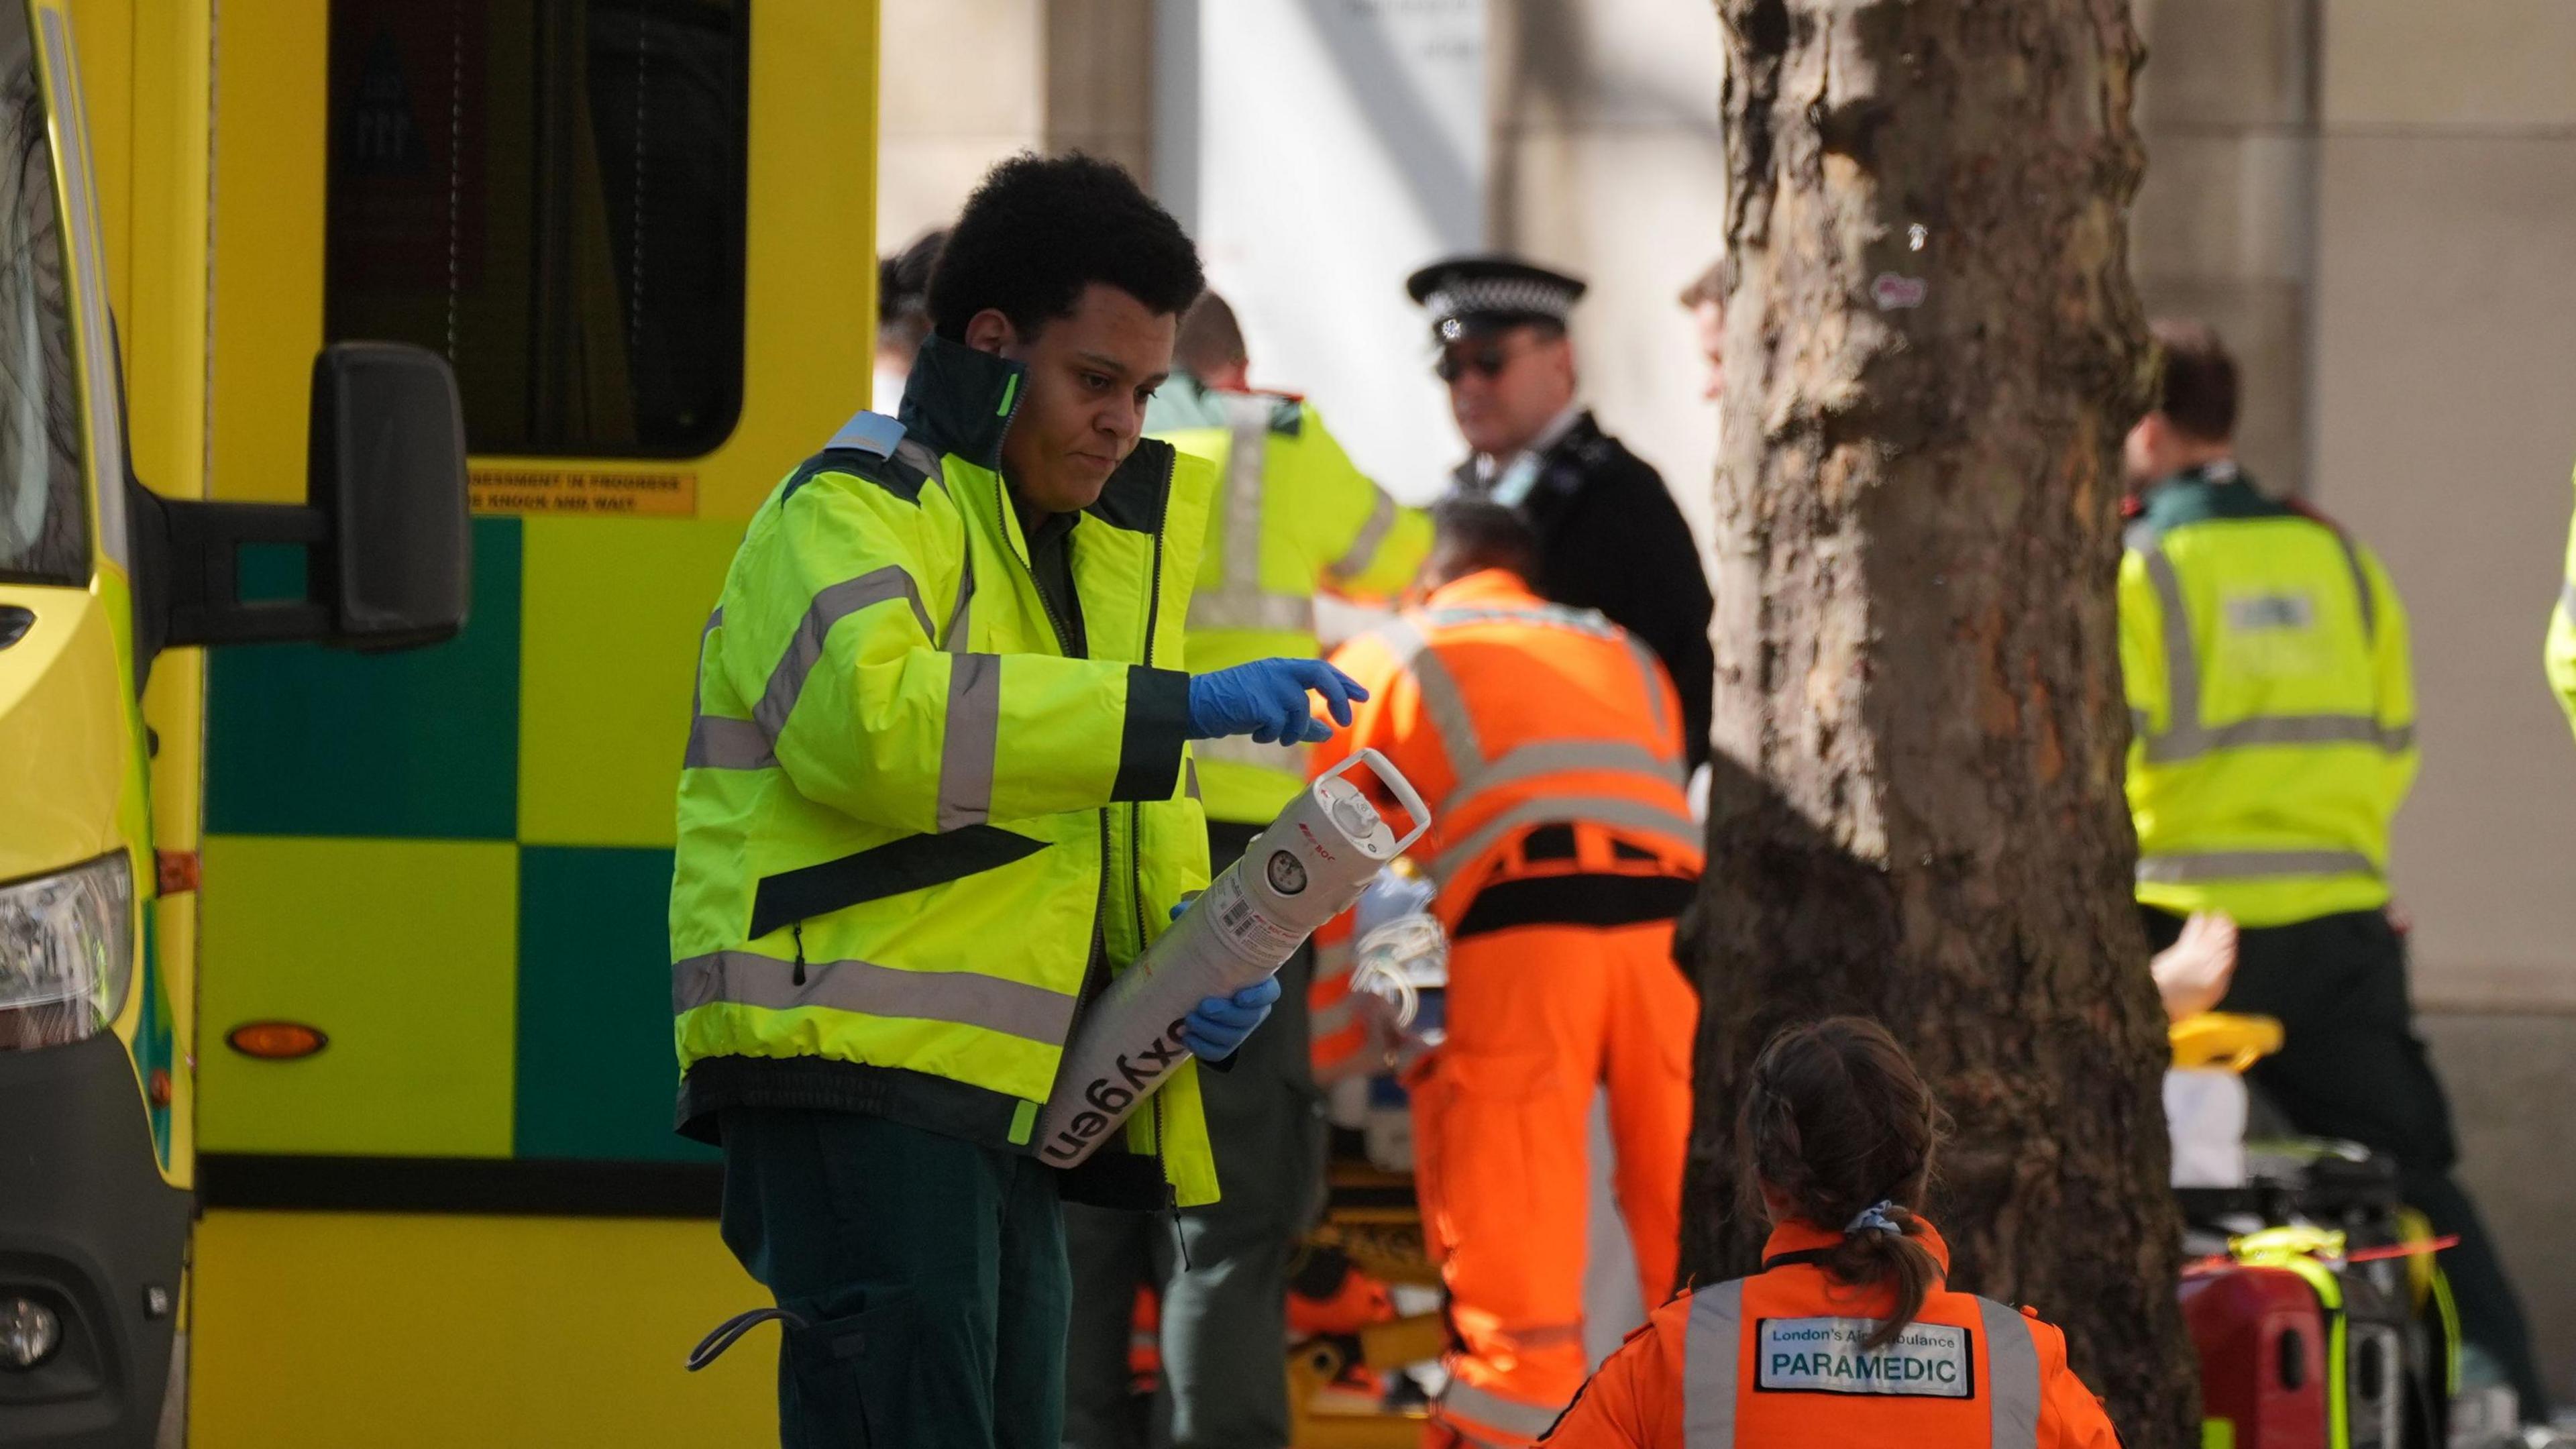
[2181,1263,2331,1449]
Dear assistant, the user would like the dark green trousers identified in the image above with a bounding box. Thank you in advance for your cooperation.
[718,1108,1069,1448]
[1063,823,1327,1449]
[2144,906,2551,1419]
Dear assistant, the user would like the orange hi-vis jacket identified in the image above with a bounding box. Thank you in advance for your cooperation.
[1542,1221,2121,1449]
[1309,570,1703,1078]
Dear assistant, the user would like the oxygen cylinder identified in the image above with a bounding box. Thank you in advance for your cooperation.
[1033,749,1430,1169]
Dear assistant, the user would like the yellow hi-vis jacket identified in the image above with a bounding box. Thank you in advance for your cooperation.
[2120,462,2417,927]
[670,334,1223,1208]
[2545,466,2576,736]
[1147,374,1430,824]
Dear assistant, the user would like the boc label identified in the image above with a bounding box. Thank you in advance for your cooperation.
[1754,1318,1972,1399]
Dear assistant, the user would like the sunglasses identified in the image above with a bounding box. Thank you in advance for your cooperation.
[1434,340,1523,384]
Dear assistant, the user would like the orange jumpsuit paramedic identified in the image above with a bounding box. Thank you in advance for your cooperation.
[1312,498,1703,1448]
[1542,1019,2121,1449]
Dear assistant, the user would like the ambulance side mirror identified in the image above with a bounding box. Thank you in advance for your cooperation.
[131,342,472,655]
[305,342,472,651]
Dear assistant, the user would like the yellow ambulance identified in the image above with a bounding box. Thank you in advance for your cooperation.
[0,2,877,1443]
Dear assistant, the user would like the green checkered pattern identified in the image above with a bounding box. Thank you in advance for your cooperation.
[199,515,746,1164]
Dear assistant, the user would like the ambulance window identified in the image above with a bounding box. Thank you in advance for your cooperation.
[321,1,751,459]
[0,6,89,588]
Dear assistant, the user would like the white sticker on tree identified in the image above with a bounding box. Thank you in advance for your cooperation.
[1755,1318,1974,1399]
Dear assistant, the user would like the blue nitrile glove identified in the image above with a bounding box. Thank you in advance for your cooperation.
[1181,975,1282,1061]
[1186,660,1368,744]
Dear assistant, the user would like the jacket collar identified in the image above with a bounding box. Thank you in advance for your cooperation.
[898,333,1026,471]
[2138,458,2290,535]
[1761,1217,1953,1278]
[1423,569,1544,612]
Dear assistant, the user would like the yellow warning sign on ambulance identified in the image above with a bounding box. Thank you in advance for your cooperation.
[469,466,698,518]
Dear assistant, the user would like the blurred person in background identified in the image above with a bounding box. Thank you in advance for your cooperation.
[873,227,943,408]
[2122,318,2548,1424]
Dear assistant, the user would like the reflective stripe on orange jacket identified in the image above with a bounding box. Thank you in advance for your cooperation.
[1542,1221,2121,1449]
[1308,570,1703,1080]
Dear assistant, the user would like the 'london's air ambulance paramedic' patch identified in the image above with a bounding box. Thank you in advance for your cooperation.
[1754,1318,1974,1398]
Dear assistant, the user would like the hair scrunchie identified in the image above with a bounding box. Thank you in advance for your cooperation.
[1844,1200,1903,1238]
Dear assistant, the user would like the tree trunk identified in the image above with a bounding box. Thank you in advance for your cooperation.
[1682,0,2196,1443]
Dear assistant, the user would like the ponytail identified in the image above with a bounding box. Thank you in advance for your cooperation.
[1735,1017,1948,1350]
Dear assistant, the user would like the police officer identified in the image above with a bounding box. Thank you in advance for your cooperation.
[1061,290,1431,1449]
[669,154,1368,1449]
[2121,319,2548,1424]
[1409,256,1715,769]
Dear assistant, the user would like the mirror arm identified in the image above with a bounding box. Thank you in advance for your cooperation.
[129,482,334,649]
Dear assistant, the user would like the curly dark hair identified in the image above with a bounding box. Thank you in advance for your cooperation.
[928,152,1204,343]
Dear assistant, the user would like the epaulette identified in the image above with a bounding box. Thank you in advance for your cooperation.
[782,410,941,504]
[1265,394,1305,439]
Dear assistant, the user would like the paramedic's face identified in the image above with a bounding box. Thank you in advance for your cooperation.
[972,284,1175,515]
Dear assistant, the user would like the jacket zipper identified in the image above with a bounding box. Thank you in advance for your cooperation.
[1133,453,1175,1203]
[992,450,1115,1087]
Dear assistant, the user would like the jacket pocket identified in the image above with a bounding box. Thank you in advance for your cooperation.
[780,1291,916,1448]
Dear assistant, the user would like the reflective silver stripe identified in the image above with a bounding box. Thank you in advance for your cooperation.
[1379,616,1484,783]
[1195,731,1311,773]
[686,607,778,770]
[754,567,936,743]
[2561,578,2576,621]
[1444,740,1686,822]
[1437,1377,1566,1442]
[2143,712,2416,765]
[1978,1299,2043,1449]
[687,715,775,770]
[1626,631,1678,744]
[1313,941,1354,983]
[674,951,1077,1044]
[1328,488,1399,582]
[1421,603,1619,638]
[2141,545,2198,736]
[1309,996,1356,1036]
[2137,848,2379,883]
[937,653,1002,832]
[1189,590,1316,633]
[1186,396,1316,638]
[894,436,945,484]
[1681,1279,1743,1449]
[2330,527,2376,644]
[941,546,975,651]
[1428,796,1703,886]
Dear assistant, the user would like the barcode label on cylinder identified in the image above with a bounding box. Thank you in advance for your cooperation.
[1208,871,1305,959]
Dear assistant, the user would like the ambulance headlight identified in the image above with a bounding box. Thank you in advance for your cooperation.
[0,853,133,1050]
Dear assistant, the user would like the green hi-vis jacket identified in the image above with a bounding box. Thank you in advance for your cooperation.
[1146,374,1430,825]
[2544,465,2576,738]
[670,335,1224,1208]
[2120,463,2417,928]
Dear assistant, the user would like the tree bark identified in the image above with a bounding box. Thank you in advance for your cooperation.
[1682,0,2196,1443]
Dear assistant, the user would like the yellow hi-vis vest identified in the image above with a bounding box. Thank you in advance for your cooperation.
[2119,462,2417,927]
[2544,466,2576,737]
[670,335,1224,1208]
[1147,375,1430,824]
